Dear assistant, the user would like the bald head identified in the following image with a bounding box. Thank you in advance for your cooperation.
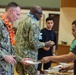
[30,5,42,20]
[30,5,42,14]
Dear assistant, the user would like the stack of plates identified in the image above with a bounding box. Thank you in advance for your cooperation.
[25,60,41,65]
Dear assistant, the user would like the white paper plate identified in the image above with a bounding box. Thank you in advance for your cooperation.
[25,60,41,64]
[59,63,70,66]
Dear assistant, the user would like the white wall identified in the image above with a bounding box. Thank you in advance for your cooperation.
[58,7,76,45]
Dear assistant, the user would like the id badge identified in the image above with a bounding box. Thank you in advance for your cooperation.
[39,33,42,40]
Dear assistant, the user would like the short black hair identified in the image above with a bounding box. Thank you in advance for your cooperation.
[72,20,76,25]
[5,2,19,11]
[46,17,54,22]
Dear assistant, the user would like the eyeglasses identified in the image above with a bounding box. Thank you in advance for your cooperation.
[35,11,42,14]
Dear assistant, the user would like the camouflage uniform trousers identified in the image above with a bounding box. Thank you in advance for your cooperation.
[16,62,37,75]
[0,68,14,75]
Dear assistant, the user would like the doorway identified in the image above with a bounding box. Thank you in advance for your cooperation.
[49,14,60,48]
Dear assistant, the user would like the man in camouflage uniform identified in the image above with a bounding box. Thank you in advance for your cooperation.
[15,5,53,75]
[0,2,30,75]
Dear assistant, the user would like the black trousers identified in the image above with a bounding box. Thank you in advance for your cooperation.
[37,61,52,71]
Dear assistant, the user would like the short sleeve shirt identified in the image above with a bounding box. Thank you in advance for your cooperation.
[71,46,76,54]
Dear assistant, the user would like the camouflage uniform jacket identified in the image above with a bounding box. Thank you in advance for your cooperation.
[14,14,45,75]
[0,18,22,74]
[15,14,45,60]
